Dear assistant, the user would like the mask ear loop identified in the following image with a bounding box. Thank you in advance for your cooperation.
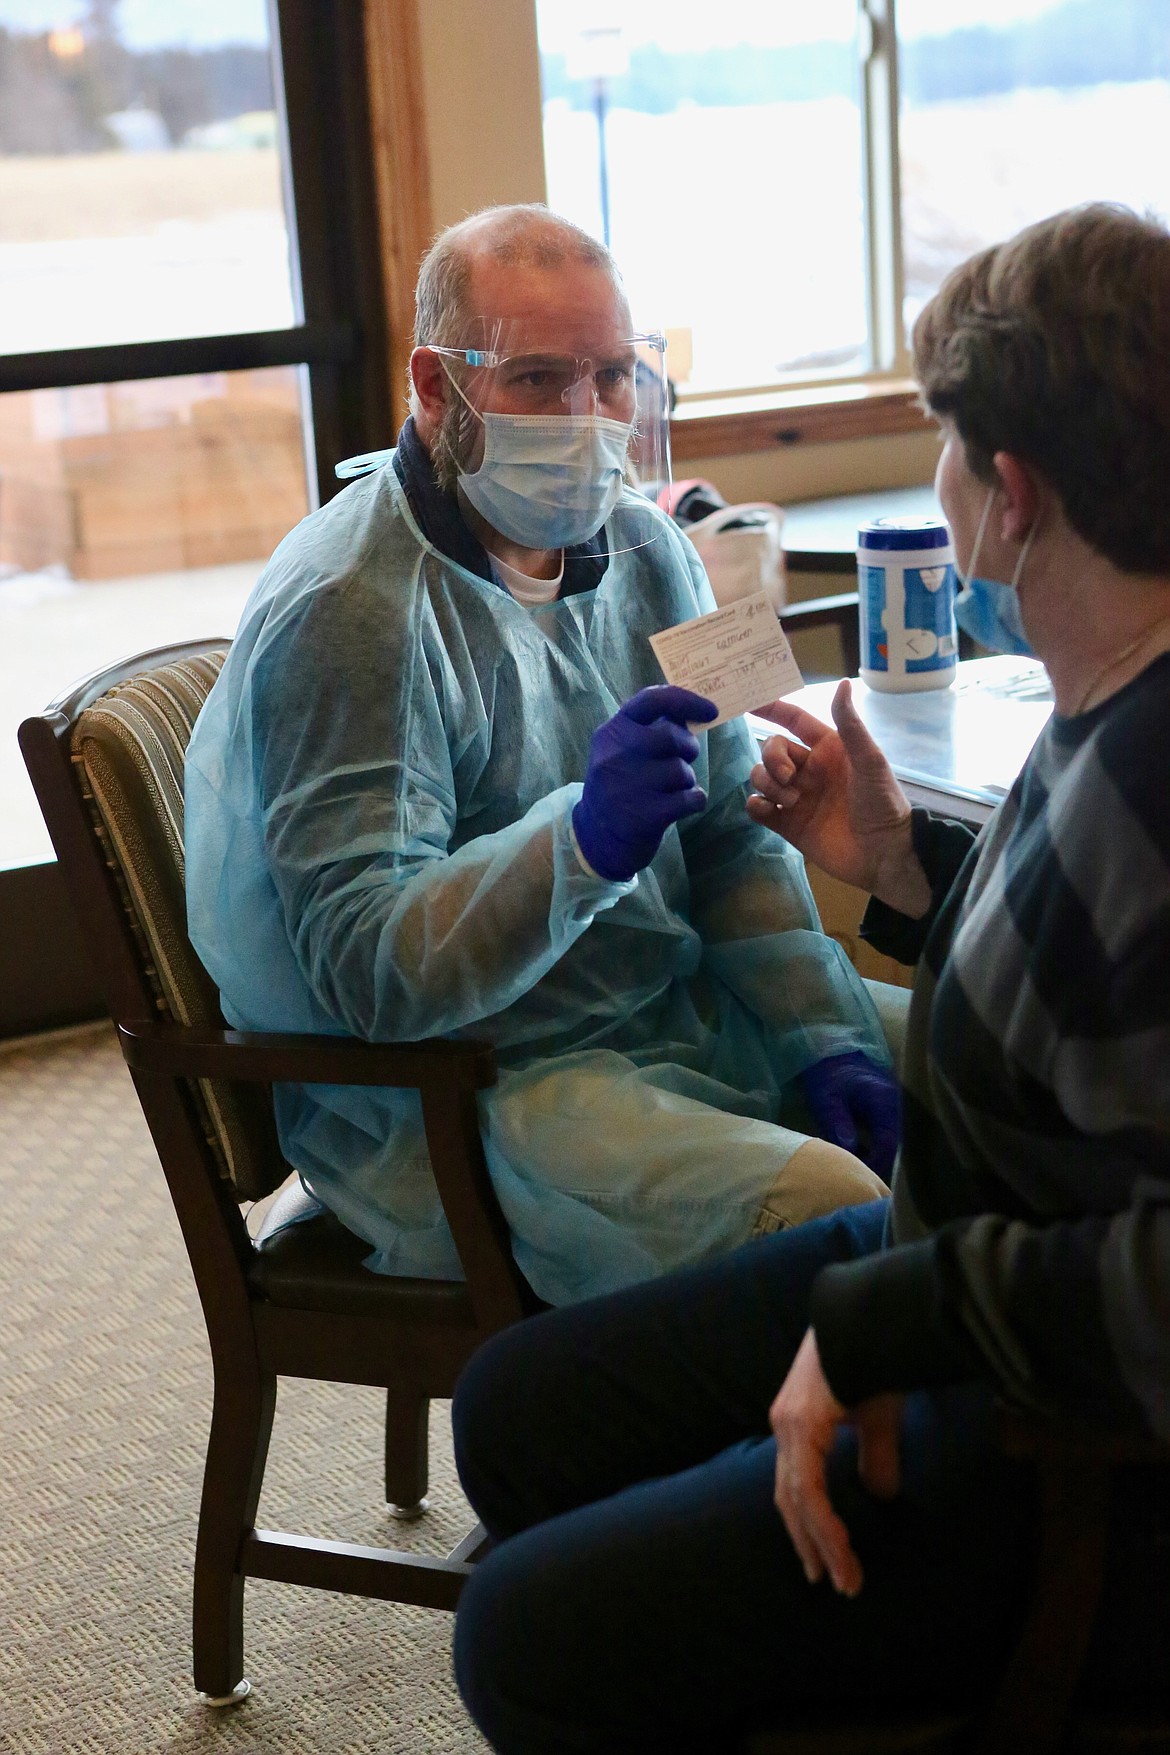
[961,481,1038,594]
[439,359,485,429]
[1010,521,1037,593]
[436,359,489,494]
[960,486,998,587]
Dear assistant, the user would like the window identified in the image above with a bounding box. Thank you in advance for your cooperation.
[0,367,309,869]
[898,0,1170,332]
[536,0,1170,405]
[0,1,296,353]
[0,0,393,1030]
[0,1,308,876]
[539,0,867,397]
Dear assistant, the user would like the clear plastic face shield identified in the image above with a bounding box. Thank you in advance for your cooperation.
[430,316,671,555]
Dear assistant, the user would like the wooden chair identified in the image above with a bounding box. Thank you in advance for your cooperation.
[781,591,863,677]
[746,1408,1169,1755]
[19,639,539,1707]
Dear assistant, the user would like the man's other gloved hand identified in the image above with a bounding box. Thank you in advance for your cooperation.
[572,685,718,882]
[799,1050,900,1182]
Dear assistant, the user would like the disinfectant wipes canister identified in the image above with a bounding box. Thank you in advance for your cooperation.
[857,517,958,693]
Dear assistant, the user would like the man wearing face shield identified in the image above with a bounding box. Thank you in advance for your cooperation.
[184,205,897,1307]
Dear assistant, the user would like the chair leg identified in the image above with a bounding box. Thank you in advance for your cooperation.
[192,1368,277,1704]
[385,1391,430,1518]
[973,1451,1110,1755]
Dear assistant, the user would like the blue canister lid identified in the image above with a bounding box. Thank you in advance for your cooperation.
[858,517,951,551]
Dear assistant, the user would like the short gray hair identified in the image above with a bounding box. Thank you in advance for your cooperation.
[413,203,621,349]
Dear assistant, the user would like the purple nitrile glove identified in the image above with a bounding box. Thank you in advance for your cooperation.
[572,685,719,883]
[798,1050,900,1182]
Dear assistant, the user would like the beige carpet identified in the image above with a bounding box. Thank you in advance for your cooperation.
[0,1023,490,1754]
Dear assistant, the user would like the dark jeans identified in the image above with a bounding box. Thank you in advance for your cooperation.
[452,1202,1168,1753]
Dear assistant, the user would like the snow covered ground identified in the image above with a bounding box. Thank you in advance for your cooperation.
[0,147,295,353]
[1,560,260,868]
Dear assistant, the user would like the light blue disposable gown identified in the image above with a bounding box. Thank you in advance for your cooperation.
[185,458,890,1304]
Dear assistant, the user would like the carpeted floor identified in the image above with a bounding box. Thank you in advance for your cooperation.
[0,1022,490,1754]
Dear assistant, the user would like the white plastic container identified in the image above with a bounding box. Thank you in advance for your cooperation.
[857,517,958,693]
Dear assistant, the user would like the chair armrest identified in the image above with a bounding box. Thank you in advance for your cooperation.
[119,1021,527,1330]
[779,590,859,632]
[780,592,860,675]
[117,1020,497,1093]
[974,1402,1170,1754]
[996,1402,1170,1466]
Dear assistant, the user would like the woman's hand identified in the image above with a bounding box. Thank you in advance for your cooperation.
[747,679,931,916]
[770,1328,905,1596]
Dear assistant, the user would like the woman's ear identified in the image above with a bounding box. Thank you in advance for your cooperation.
[992,451,1046,545]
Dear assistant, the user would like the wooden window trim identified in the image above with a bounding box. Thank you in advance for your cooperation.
[669,378,931,462]
[359,7,929,463]
[363,0,434,434]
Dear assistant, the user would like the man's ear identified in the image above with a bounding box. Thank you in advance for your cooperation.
[410,347,449,426]
[992,451,1047,545]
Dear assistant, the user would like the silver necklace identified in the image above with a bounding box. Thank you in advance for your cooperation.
[1069,617,1170,716]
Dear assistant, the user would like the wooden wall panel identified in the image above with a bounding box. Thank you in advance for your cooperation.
[0,864,105,1036]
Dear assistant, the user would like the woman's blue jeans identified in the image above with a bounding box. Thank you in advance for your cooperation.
[451,1201,1166,1753]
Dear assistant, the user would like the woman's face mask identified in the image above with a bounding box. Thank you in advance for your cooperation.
[953,486,1037,657]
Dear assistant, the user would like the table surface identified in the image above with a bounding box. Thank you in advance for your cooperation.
[783,484,941,570]
[748,656,1054,825]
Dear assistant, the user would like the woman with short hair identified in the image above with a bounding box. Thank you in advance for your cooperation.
[450,204,1170,1754]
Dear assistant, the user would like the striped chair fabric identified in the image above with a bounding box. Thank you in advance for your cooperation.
[71,648,285,1202]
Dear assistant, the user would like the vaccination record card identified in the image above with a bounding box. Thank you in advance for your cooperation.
[649,591,804,727]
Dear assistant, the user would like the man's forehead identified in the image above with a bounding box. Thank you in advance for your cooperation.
[465,255,633,351]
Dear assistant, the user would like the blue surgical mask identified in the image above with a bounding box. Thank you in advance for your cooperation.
[953,487,1037,657]
[954,576,1034,655]
[456,409,631,550]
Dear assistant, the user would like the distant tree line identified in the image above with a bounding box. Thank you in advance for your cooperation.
[0,3,272,153]
[902,0,1168,103]
[4,0,1162,154]
[541,0,1170,114]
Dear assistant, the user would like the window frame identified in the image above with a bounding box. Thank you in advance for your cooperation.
[0,0,395,502]
[586,0,935,456]
[0,0,415,1034]
[670,376,927,463]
